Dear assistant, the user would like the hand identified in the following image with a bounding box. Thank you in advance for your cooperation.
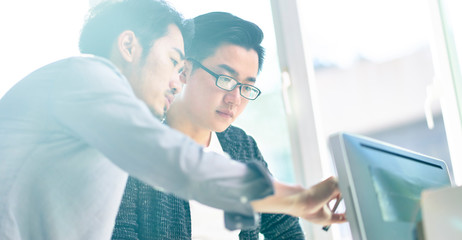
[289,176,346,225]
[250,176,346,226]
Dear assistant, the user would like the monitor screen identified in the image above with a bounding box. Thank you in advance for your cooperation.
[329,132,453,240]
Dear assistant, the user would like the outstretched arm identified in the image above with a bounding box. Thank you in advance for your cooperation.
[251,176,346,226]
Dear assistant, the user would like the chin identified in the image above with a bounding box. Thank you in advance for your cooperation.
[149,107,165,120]
[214,124,231,133]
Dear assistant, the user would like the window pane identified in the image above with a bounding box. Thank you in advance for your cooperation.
[299,0,451,169]
[297,0,452,237]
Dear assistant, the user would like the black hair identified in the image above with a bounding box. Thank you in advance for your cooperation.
[187,12,265,72]
[79,0,193,59]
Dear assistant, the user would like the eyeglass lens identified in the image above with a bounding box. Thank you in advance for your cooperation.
[216,76,259,99]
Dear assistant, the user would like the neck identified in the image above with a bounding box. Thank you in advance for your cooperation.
[166,103,212,147]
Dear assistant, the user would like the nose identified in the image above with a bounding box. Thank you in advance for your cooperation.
[224,86,241,106]
[170,73,183,95]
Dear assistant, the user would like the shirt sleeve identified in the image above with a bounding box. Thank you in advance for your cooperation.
[50,57,273,216]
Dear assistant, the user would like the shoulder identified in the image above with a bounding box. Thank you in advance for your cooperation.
[60,55,124,79]
[41,55,123,81]
[217,125,254,144]
[6,55,127,100]
[46,55,131,94]
[217,126,267,166]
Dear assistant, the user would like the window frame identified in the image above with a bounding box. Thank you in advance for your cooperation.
[427,0,462,185]
[270,0,336,239]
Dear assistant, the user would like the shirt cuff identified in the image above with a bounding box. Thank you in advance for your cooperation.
[224,161,274,230]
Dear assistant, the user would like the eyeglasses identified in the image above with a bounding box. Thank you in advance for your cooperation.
[188,58,261,100]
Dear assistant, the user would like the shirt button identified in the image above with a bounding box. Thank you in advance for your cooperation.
[240,196,248,203]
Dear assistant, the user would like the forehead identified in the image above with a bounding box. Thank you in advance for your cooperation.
[210,44,256,60]
[205,44,259,74]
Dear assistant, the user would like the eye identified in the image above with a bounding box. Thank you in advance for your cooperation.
[242,85,253,93]
[220,76,233,83]
[171,58,178,67]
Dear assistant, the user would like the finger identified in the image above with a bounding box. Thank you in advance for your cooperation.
[330,213,347,224]
[329,195,342,211]
[310,177,341,204]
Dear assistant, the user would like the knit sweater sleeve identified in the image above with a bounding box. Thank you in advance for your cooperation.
[112,177,140,240]
[217,126,305,239]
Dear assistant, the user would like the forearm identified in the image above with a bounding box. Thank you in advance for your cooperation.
[250,180,303,215]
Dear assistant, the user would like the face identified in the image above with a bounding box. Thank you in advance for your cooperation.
[178,44,259,132]
[124,24,185,119]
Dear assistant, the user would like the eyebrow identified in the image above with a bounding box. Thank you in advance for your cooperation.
[217,64,257,83]
[174,48,185,60]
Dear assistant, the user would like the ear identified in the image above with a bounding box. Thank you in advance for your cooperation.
[117,30,139,62]
[180,60,193,84]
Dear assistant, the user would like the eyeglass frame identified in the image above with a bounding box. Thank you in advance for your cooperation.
[187,58,261,100]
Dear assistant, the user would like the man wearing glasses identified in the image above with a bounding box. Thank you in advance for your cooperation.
[113,12,305,240]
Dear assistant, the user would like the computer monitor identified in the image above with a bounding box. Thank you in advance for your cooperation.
[328,132,453,240]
